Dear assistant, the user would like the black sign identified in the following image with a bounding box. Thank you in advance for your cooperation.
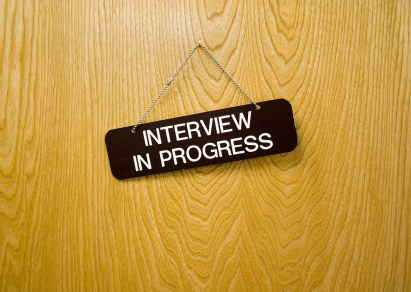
[105,99,297,180]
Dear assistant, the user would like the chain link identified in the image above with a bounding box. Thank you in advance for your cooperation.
[132,42,259,133]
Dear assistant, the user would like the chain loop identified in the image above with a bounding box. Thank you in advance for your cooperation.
[132,42,258,133]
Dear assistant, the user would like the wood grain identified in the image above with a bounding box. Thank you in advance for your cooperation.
[1,0,410,290]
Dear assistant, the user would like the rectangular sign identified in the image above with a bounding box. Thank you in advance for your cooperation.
[105,99,298,180]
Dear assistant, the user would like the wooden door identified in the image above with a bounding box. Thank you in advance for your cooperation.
[1,0,410,291]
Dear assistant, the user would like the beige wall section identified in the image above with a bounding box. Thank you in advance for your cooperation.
[0,0,410,291]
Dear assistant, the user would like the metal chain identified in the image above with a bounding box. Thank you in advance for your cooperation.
[200,44,258,108]
[132,41,259,133]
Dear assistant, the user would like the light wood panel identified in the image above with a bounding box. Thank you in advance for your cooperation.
[1,0,410,291]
